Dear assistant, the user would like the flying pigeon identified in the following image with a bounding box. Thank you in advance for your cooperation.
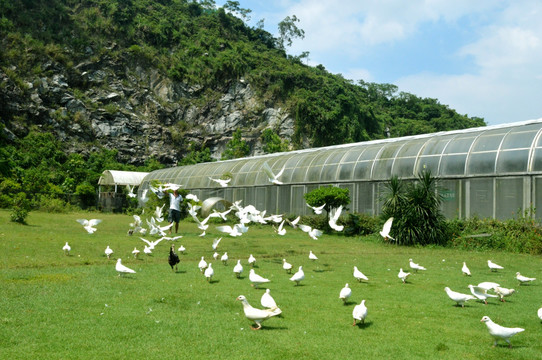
[409,259,426,272]
[209,208,232,221]
[287,216,300,228]
[198,256,208,272]
[216,225,243,237]
[139,237,163,250]
[298,224,323,240]
[282,259,293,273]
[154,204,166,223]
[516,272,536,285]
[339,283,352,304]
[480,316,524,348]
[168,244,180,272]
[328,206,344,231]
[204,263,214,282]
[398,268,410,283]
[248,254,256,267]
[494,286,515,302]
[262,162,285,185]
[444,287,476,307]
[126,185,137,198]
[487,260,504,271]
[62,242,71,256]
[260,289,279,310]
[352,300,367,326]
[104,246,113,259]
[208,177,231,187]
[115,258,136,276]
[289,266,305,286]
[274,220,287,235]
[143,245,152,255]
[468,284,498,305]
[462,262,471,276]
[249,269,270,288]
[132,247,140,259]
[76,218,102,234]
[236,295,282,330]
[306,203,325,215]
[185,193,199,202]
[221,252,228,265]
[233,260,243,278]
[379,217,395,241]
[353,266,368,282]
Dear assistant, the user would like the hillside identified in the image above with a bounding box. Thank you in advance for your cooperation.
[0,0,485,207]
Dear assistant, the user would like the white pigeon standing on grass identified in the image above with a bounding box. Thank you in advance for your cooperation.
[248,254,256,267]
[462,262,471,276]
[233,260,243,278]
[353,266,368,282]
[339,283,352,304]
[221,252,228,265]
[379,217,395,241]
[309,251,318,262]
[468,285,498,305]
[213,252,219,260]
[115,258,136,276]
[488,260,504,271]
[104,246,113,259]
[236,295,282,330]
[516,272,536,285]
[409,259,426,272]
[177,245,185,254]
[398,268,410,283]
[538,307,542,321]
[62,242,71,256]
[261,289,279,310]
[480,316,524,348]
[132,247,140,259]
[352,300,367,326]
[290,266,305,286]
[249,269,270,289]
[494,287,515,302]
[328,206,344,231]
[198,256,208,272]
[444,287,476,307]
[204,263,214,282]
[282,259,293,273]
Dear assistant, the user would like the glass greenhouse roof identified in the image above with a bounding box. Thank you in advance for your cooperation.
[143,118,542,189]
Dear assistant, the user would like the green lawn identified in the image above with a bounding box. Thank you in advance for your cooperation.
[1,210,541,359]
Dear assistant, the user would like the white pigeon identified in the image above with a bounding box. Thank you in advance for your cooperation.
[494,286,515,302]
[398,268,410,283]
[409,258,426,272]
[132,247,140,259]
[516,272,536,285]
[143,245,152,255]
[233,260,243,278]
[538,307,542,321]
[185,193,199,202]
[139,237,163,250]
[289,266,305,285]
[115,258,136,276]
[379,217,395,241]
[308,251,318,261]
[287,216,300,228]
[282,259,293,273]
[353,266,368,282]
[192,214,212,232]
[468,284,498,305]
[462,262,471,276]
[62,242,71,255]
[198,256,208,272]
[208,177,231,187]
[177,245,185,254]
[339,283,352,304]
[236,295,282,330]
[275,220,287,235]
[76,218,102,234]
[159,235,183,241]
[298,224,323,240]
[352,300,368,326]
[261,289,279,310]
[249,269,270,288]
[328,206,344,231]
[487,260,504,271]
[262,162,285,185]
[209,208,232,221]
[480,316,524,348]
[211,237,222,251]
[213,252,219,260]
[306,203,325,214]
[216,225,243,237]
[126,185,137,198]
[444,287,476,307]
[248,254,256,267]
[204,263,214,282]
[104,246,113,259]
[477,282,500,291]
[221,252,228,265]
[154,204,165,223]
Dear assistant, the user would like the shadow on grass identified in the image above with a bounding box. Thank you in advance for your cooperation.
[174,270,187,274]
[343,300,357,306]
[355,321,373,329]
[208,279,220,284]
[260,325,289,331]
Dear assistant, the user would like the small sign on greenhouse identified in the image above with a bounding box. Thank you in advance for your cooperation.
[440,188,455,202]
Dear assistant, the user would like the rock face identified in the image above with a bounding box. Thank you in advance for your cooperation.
[0,54,294,166]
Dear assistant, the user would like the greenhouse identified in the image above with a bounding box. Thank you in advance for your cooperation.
[140,118,542,220]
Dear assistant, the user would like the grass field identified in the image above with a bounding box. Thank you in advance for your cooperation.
[1,210,541,359]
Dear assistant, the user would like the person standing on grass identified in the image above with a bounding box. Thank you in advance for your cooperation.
[168,189,183,234]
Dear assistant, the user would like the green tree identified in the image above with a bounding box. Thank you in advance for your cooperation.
[221,129,250,160]
[304,186,350,221]
[277,15,305,50]
[261,128,289,153]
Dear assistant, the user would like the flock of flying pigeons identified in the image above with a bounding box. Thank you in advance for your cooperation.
[62,164,541,347]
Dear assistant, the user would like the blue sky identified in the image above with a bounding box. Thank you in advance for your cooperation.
[215,0,542,126]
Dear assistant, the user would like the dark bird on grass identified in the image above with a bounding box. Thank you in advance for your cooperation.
[168,244,180,272]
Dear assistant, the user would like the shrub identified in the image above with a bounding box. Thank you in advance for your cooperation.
[10,192,30,224]
[304,185,350,219]
[38,195,73,213]
[343,213,380,236]
[75,182,96,209]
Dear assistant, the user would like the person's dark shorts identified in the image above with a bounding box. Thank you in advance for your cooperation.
[168,209,181,223]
